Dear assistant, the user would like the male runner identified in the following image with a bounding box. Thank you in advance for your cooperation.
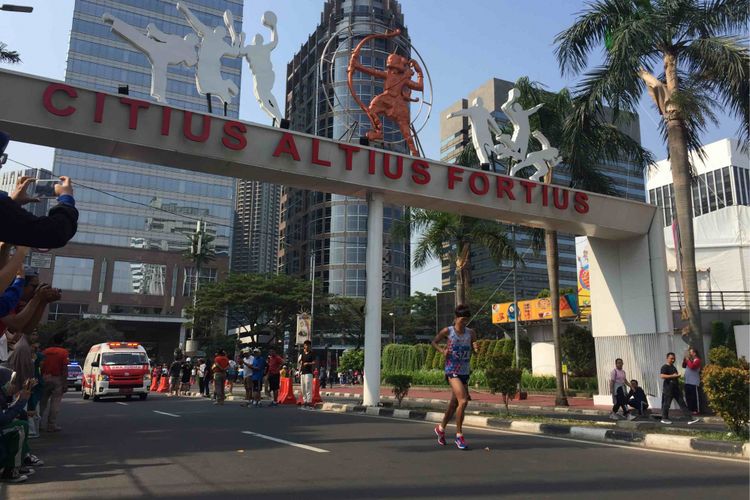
[431,304,478,450]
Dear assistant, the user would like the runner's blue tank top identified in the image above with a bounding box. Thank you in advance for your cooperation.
[444,325,472,375]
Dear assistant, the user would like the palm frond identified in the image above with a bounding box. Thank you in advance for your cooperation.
[0,43,20,64]
[684,0,750,38]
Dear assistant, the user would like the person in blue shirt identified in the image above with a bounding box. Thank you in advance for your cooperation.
[250,348,266,407]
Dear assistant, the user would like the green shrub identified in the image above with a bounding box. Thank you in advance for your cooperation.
[469,369,486,386]
[384,374,413,406]
[569,377,598,392]
[702,364,749,439]
[709,346,740,368]
[521,370,556,390]
[560,323,596,376]
[383,369,446,386]
[424,345,436,369]
[432,350,445,370]
[485,353,521,416]
[339,349,364,372]
[710,321,727,351]
[382,344,426,373]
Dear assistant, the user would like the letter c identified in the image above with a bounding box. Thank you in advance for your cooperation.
[43,83,77,117]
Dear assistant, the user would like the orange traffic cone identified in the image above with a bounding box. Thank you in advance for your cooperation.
[157,375,169,393]
[277,377,298,405]
[312,377,323,405]
[151,377,159,392]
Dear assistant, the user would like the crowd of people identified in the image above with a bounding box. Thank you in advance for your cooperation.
[0,164,80,483]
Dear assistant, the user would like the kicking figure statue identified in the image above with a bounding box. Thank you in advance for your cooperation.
[177,1,241,108]
[446,96,503,166]
[494,88,543,162]
[103,13,198,104]
[508,130,561,183]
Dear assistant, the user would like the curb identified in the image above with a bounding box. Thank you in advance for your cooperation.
[317,402,749,460]
[319,391,726,425]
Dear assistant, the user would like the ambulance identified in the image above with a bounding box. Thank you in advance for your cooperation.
[82,342,151,401]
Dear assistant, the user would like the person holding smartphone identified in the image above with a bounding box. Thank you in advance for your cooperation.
[0,173,79,248]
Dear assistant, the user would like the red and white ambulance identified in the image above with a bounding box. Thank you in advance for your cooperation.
[82,342,151,401]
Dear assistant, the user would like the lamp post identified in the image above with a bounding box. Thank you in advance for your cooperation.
[389,312,395,344]
[1,5,33,12]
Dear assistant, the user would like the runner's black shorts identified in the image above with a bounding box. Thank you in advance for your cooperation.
[268,374,280,391]
[445,373,470,385]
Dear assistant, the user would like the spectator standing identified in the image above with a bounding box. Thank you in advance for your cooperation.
[299,341,317,407]
[212,350,229,405]
[609,358,634,420]
[0,368,36,483]
[240,350,254,406]
[226,358,237,395]
[250,348,265,407]
[682,347,702,414]
[168,357,182,396]
[40,334,68,432]
[660,352,701,425]
[627,379,650,416]
[197,359,209,397]
[27,335,44,438]
[179,359,192,395]
[266,349,283,406]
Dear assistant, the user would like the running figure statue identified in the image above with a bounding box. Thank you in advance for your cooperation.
[431,304,478,450]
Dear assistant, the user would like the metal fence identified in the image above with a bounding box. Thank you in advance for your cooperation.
[594,332,680,399]
[670,291,750,311]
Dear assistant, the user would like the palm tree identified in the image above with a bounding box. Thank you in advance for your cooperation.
[0,43,20,64]
[506,77,653,405]
[555,0,749,349]
[394,147,519,306]
[184,221,215,340]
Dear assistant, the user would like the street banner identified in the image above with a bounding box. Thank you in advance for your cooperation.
[296,313,311,345]
[492,295,578,324]
[575,236,591,320]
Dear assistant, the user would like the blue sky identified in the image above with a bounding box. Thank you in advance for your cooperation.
[1,0,744,294]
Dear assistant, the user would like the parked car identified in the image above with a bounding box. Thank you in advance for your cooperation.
[67,363,82,391]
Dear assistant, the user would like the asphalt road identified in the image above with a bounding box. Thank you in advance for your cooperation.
[4,392,748,499]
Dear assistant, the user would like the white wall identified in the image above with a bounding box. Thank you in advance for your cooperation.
[735,325,750,361]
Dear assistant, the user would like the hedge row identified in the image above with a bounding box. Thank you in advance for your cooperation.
[383,341,518,374]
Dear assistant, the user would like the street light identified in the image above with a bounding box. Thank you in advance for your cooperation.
[1,5,33,12]
[388,312,395,344]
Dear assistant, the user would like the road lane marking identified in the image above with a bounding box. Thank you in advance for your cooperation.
[242,431,329,453]
[116,402,128,406]
[153,410,180,417]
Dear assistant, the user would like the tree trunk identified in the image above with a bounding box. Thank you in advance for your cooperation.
[663,53,703,349]
[545,229,568,406]
[455,244,471,306]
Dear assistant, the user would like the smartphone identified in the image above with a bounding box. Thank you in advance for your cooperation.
[26,179,58,199]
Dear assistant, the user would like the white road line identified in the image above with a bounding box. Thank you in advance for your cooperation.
[242,431,329,453]
[153,410,180,417]
[116,402,128,406]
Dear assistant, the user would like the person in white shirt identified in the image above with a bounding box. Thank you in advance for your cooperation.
[240,351,255,406]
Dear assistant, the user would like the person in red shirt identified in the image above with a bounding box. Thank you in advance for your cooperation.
[212,350,229,405]
[682,347,703,414]
[266,349,284,406]
[40,333,68,432]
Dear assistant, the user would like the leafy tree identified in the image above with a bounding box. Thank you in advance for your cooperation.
[508,76,653,406]
[190,273,312,350]
[560,324,596,376]
[384,373,412,406]
[393,147,519,306]
[339,348,364,372]
[709,320,728,351]
[485,353,522,416]
[316,295,365,348]
[38,318,125,359]
[556,0,749,350]
[702,359,749,439]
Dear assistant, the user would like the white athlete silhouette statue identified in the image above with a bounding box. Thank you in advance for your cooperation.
[492,87,561,183]
[177,1,241,108]
[102,13,198,104]
[243,12,283,124]
[445,96,502,166]
[494,88,543,161]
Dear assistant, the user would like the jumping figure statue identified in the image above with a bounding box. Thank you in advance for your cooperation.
[238,11,283,124]
[103,13,198,104]
[508,130,561,183]
[177,1,242,107]
[446,96,503,166]
[494,88,543,162]
[347,30,423,156]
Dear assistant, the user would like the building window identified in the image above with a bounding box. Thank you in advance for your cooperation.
[112,261,166,295]
[183,267,218,296]
[47,303,88,321]
[52,256,94,291]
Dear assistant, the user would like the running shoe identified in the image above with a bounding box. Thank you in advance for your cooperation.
[0,469,28,483]
[626,414,636,421]
[434,425,446,446]
[660,419,672,424]
[688,417,702,425]
[24,455,44,467]
[455,435,468,450]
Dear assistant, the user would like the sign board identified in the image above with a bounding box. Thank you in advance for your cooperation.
[296,314,311,345]
[492,295,578,324]
[30,252,52,269]
[575,236,591,320]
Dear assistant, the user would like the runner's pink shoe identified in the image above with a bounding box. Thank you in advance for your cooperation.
[434,425,446,446]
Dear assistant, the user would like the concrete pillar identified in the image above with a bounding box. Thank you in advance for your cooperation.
[363,192,383,407]
[179,324,187,350]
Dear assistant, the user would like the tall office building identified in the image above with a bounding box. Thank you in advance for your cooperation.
[440,78,646,299]
[232,179,281,274]
[279,0,411,300]
[40,0,243,357]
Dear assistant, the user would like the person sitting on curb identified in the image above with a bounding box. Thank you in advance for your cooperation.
[626,379,649,416]
[0,368,43,483]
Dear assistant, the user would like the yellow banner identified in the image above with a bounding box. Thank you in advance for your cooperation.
[492,296,576,324]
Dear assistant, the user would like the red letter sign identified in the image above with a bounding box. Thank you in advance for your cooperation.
[42,83,77,117]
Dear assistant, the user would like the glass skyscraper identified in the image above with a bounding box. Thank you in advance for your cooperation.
[53,0,243,256]
[280,0,411,300]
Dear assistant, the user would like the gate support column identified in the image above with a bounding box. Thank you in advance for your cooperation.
[363,191,383,407]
